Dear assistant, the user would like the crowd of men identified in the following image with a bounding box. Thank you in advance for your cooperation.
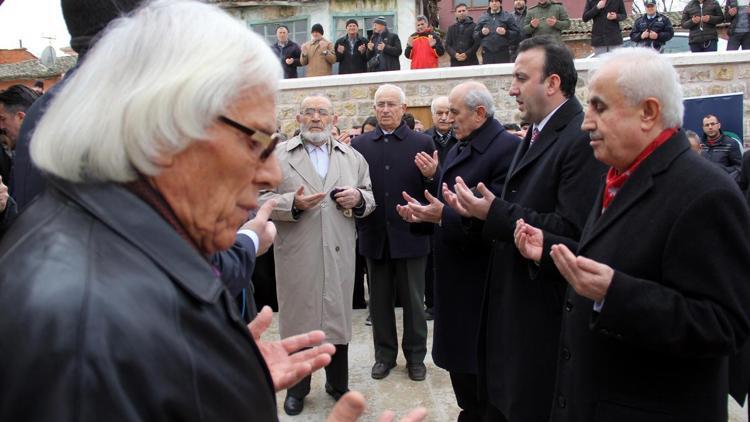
[0,0,750,421]
[270,0,749,79]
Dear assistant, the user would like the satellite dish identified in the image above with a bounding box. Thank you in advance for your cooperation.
[40,46,56,67]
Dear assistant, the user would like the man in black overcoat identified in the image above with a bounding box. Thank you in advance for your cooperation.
[514,47,750,422]
[335,19,368,74]
[445,37,605,421]
[352,84,436,382]
[397,81,519,420]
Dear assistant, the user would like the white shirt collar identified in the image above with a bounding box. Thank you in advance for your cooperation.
[534,98,569,135]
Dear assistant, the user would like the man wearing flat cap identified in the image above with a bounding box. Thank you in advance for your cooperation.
[335,19,369,74]
[366,16,402,72]
[630,0,674,51]
[301,23,336,77]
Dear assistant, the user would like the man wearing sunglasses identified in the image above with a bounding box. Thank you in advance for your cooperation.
[259,94,375,416]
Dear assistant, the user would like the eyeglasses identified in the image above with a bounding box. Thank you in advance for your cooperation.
[218,115,278,161]
[703,122,719,127]
[375,101,402,109]
[301,108,331,117]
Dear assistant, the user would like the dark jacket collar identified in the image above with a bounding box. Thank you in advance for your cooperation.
[376,121,411,141]
[579,130,689,250]
[48,177,223,304]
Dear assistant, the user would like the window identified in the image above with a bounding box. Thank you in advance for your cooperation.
[456,0,489,7]
[332,15,396,41]
[251,19,309,46]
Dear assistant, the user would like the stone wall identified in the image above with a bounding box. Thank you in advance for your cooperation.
[277,51,750,142]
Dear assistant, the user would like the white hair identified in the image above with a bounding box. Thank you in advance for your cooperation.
[464,87,496,117]
[374,84,406,105]
[32,0,282,183]
[592,48,683,128]
[430,96,449,114]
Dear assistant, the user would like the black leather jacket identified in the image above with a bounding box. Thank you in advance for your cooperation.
[0,178,277,421]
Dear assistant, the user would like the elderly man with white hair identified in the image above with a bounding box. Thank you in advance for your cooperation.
[513,47,750,422]
[0,2,426,421]
[352,83,436,382]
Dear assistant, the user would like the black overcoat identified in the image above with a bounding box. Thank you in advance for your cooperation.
[478,98,606,421]
[431,118,519,374]
[545,131,750,422]
[352,122,435,259]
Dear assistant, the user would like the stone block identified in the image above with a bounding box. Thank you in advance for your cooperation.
[682,85,703,98]
[738,66,750,79]
[714,66,734,81]
[350,86,370,99]
[684,68,712,82]
[706,84,727,96]
[340,102,357,117]
[277,106,297,120]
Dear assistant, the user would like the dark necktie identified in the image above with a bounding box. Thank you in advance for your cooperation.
[530,128,540,145]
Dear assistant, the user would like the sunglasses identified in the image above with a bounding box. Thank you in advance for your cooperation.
[219,115,278,161]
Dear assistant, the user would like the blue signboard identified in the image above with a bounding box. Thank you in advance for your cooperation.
[683,92,744,142]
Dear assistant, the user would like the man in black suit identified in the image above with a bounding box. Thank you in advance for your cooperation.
[444,37,605,421]
[514,47,750,422]
[398,81,519,420]
[422,95,458,320]
[352,84,436,381]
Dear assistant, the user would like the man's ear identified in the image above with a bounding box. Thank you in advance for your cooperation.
[640,97,661,131]
[546,74,562,96]
[16,111,26,123]
[333,114,339,126]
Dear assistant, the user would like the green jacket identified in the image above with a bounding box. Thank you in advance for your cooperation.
[524,1,571,41]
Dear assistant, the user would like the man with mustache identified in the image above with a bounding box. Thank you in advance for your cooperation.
[260,94,375,416]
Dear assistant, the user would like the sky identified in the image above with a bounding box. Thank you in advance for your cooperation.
[0,0,70,58]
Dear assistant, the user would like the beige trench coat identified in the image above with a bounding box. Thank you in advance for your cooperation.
[259,137,375,344]
[300,37,336,77]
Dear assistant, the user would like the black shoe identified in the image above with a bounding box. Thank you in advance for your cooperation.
[365,314,372,326]
[371,361,396,379]
[283,395,304,416]
[325,382,349,401]
[424,307,434,321]
[407,362,426,381]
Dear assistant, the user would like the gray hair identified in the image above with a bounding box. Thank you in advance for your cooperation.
[299,93,334,114]
[416,15,429,23]
[592,48,683,128]
[685,130,700,141]
[430,96,449,114]
[32,0,282,183]
[374,84,406,105]
[464,87,495,117]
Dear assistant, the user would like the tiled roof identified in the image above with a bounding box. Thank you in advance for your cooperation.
[0,56,77,82]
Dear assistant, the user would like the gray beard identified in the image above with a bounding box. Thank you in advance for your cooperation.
[301,130,330,146]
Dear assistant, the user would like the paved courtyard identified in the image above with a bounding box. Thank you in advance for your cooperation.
[262,309,748,422]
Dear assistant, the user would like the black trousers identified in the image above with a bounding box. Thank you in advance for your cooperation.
[450,372,486,422]
[728,32,750,50]
[353,245,368,309]
[482,48,511,64]
[424,236,435,310]
[366,255,428,364]
[689,39,718,52]
[287,344,348,398]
